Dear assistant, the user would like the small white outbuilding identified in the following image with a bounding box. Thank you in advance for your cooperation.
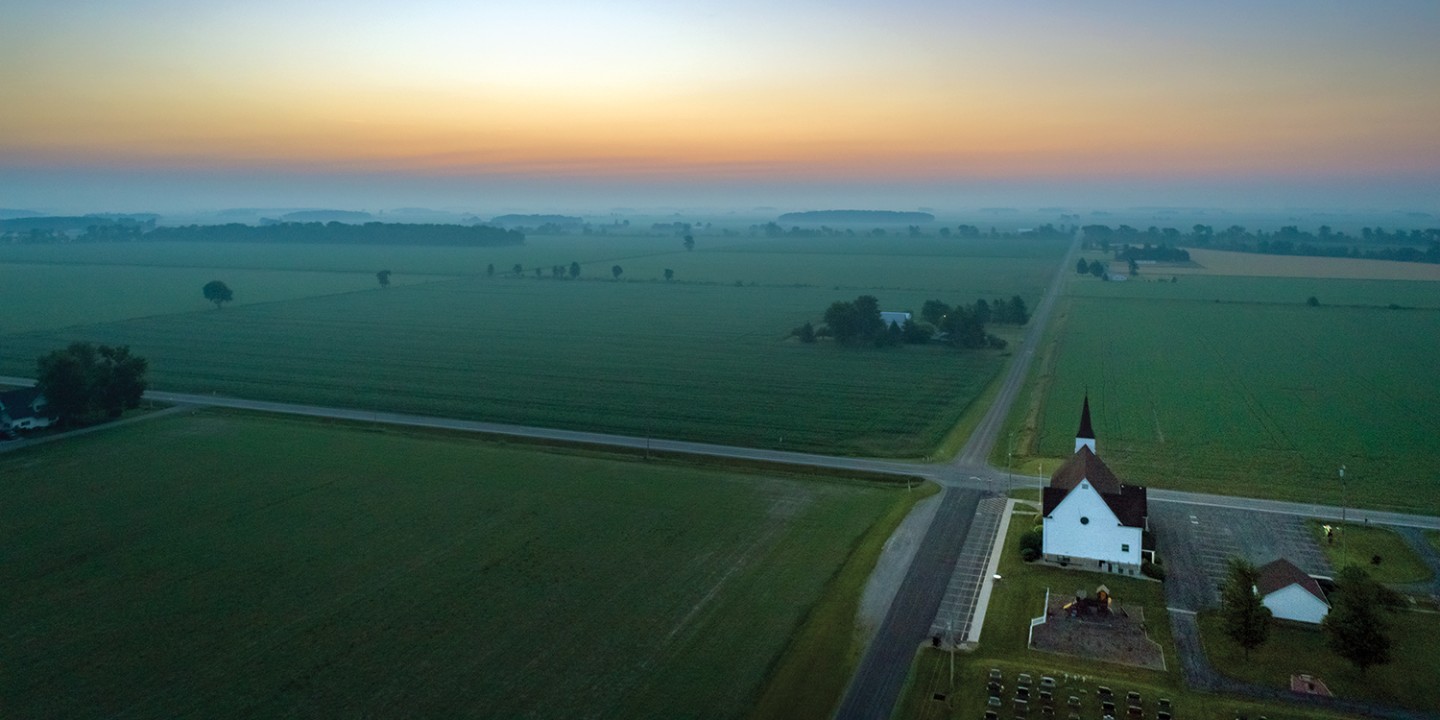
[1256,558,1329,624]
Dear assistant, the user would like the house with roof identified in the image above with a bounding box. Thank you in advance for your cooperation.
[880,311,911,329]
[1256,558,1330,624]
[1041,396,1150,575]
[0,386,52,432]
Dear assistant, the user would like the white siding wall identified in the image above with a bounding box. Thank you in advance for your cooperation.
[1043,482,1142,570]
[1262,585,1329,624]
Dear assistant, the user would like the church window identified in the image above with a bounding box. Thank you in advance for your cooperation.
[1080,516,1089,525]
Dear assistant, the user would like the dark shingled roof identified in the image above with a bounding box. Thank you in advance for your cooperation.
[1049,446,1120,494]
[1042,483,1147,528]
[1043,446,1147,528]
[0,386,45,422]
[1077,394,1095,440]
[1256,558,1328,603]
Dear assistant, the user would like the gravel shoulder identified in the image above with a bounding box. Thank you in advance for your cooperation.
[856,492,942,642]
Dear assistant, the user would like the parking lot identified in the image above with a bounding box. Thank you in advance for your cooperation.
[1150,500,1332,611]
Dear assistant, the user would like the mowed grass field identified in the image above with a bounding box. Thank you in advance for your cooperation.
[1,411,912,718]
[1005,272,1440,512]
[0,236,1066,456]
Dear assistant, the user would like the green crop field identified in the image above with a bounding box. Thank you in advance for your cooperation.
[1001,273,1440,513]
[1,411,912,718]
[0,236,1066,456]
[0,263,436,333]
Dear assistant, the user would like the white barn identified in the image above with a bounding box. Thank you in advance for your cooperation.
[880,311,911,329]
[1257,558,1330,624]
[0,387,51,432]
[1041,397,1150,575]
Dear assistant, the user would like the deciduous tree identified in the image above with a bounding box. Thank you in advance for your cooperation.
[1324,566,1393,673]
[202,280,233,309]
[1220,558,1271,659]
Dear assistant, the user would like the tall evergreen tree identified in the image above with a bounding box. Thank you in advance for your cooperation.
[1220,558,1271,659]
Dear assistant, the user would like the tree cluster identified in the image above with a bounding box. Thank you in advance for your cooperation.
[1076,258,1109,278]
[920,296,1028,348]
[1079,223,1440,266]
[821,295,891,346]
[805,294,1027,349]
[142,222,525,247]
[36,343,148,426]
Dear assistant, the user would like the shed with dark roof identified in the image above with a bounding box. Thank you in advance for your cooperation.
[1256,558,1329,624]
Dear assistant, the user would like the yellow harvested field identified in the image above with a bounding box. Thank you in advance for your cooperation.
[1180,248,1440,280]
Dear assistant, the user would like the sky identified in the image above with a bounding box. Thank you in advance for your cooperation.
[2,0,1438,214]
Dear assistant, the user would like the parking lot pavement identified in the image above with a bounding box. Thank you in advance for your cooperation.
[929,496,1008,644]
[1152,500,1332,611]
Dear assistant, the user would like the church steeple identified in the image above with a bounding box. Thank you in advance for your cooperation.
[1075,394,1096,454]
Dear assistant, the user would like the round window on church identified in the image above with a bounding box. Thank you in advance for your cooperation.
[1080,516,1090,525]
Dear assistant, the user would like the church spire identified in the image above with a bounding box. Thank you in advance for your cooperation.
[1075,393,1096,454]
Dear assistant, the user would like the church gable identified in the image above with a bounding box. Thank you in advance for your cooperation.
[1049,446,1121,495]
[1044,481,1121,527]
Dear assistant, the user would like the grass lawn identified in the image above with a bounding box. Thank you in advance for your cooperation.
[0,410,914,718]
[892,513,1360,720]
[1198,609,1440,712]
[1309,521,1434,585]
[1003,272,1440,513]
[1429,530,1440,552]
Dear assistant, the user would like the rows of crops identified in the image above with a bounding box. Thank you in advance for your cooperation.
[0,263,436,334]
[1028,285,1440,512]
[2,412,903,718]
[1,237,1065,456]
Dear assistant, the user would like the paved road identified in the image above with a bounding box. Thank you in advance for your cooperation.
[834,234,1083,719]
[833,490,982,720]
[953,231,1077,469]
[6,375,1436,531]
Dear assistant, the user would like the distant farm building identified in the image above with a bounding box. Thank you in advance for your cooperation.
[1256,558,1330,624]
[1042,396,1151,575]
[880,311,911,328]
[0,387,51,432]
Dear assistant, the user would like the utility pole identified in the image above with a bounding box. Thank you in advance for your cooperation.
[1007,432,1015,496]
[947,619,955,689]
[1339,465,1348,562]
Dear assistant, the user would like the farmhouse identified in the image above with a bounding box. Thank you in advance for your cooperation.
[0,387,51,432]
[1256,558,1330,624]
[880,311,911,328]
[1041,397,1150,575]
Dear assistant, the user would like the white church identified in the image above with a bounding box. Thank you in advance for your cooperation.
[1041,396,1151,575]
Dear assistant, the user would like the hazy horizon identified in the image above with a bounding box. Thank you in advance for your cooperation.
[3,0,1438,215]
